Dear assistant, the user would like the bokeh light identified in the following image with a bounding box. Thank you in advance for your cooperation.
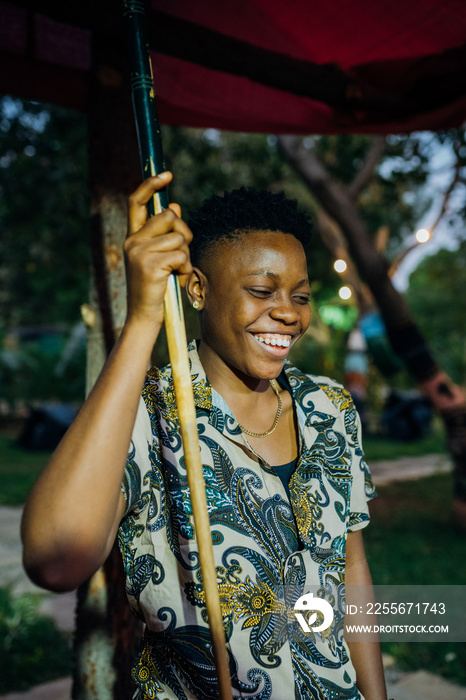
[415,228,430,243]
[334,259,347,273]
[339,286,352,300]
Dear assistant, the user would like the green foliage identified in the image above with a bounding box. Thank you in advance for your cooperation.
[435,128,466,227]
[0,587,72,693]
[365,474,466,684]
[0,96,88,406]
[314,134,376,185]
[0,328,86,407]
[164,127,442,274]
[288,326,348,382]
[163,129,289,209]
[0,96,90,328]
[405,240,466,384]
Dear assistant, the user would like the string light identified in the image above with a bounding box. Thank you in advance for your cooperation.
[415,228,430,243]
[334,259,347,273]
[339,286,352,300]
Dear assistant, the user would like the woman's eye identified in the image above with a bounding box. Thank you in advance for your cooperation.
[294,295,310,304]
[248,288,272,297]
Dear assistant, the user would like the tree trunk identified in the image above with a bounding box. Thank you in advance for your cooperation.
[73,3,143,699]
[278,135,466,519]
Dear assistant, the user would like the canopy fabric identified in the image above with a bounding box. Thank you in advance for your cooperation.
[1,0,466,133]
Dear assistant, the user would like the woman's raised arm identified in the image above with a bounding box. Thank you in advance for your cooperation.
[21,172,192,592]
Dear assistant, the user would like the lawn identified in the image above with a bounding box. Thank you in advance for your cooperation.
[365,474,459,584]
[362,422,447,462]
[365,472,466,685]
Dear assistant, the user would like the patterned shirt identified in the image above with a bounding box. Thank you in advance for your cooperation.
[119,341,376,700]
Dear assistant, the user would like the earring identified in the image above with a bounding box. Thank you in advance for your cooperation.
[192,300,200,310]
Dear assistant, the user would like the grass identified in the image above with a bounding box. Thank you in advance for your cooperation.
[365,472,466,685]
[365,474,462,584]
[0,424,448,506]
[0,587,72,693]
[362,424,447,462]
[0,435,52,505]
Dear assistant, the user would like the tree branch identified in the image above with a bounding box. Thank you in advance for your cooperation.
[429,156,462,235]
[278,135,386,283]
[347,136,385,200]
[389,152,463,277]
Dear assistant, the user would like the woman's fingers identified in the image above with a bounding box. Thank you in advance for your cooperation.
[124,231,190,264]
[169,202,181,218]
[126,208,193,250]
[127,171,173,236]
[124,175,194,324]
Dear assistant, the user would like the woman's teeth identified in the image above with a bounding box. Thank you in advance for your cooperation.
[253,334,290,348]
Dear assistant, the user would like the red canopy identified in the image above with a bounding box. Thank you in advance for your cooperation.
[1,0,466,133]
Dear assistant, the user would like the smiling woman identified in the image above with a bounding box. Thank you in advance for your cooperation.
[21,174,387,700]
[188,227,311,468]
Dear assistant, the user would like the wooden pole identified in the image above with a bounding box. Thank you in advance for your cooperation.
[121,3,232,698]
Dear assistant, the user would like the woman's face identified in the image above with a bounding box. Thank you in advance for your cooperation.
[196,230,311,381]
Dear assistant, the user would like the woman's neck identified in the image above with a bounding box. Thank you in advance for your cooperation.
[197,339,299,465]
[198,339,271,400]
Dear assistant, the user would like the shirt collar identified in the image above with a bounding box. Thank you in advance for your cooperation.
[186,340,213,411]
[187,341,317,459]
[187,341,242,429]
[186,339,317,423]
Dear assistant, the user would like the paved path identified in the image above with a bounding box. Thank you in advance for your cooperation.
[369,452,453,486]
[0,506,76,632]
[0,453,461,700]
[0,678,72,700]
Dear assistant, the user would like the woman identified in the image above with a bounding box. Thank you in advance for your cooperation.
[22,172,387,699]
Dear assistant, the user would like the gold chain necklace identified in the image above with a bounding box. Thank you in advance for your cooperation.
[237,379,283,438]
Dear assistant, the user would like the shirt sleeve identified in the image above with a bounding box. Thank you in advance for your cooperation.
[121,396,153,517]
[347,402,377,532]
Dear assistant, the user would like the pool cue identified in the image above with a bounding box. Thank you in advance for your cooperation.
[121,3,232,699]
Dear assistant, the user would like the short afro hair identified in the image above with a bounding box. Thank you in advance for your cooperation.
[187,187,312,268]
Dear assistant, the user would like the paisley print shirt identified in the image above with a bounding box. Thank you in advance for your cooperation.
[119,341,376,700]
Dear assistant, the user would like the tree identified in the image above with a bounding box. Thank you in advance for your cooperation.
[0,97,90,406]
[278,131,466,522]
[406,241,466,385]
[0,97,89,328]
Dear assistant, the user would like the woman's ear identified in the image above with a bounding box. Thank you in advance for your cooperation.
[186,267,207,310]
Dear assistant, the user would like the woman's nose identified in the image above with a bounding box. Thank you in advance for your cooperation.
[269,295,300,324]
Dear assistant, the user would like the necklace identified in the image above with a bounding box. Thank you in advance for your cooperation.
[237,379,283,438]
